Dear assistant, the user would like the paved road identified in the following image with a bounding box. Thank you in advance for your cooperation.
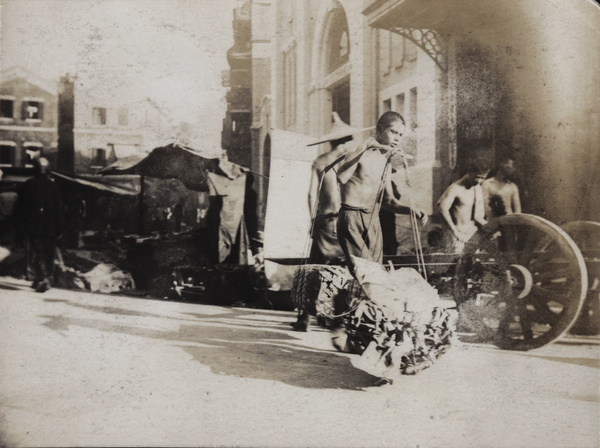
[0,278,598,447]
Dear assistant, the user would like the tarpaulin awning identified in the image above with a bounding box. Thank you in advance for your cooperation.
[100,143,246,192]
[52,171,140,195]
[100,142,250,264]
[2,170,139,196]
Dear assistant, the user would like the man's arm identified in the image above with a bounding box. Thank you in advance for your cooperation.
[336,139,373,184]
[438,184,461,239]
[308,144,351,213]
[473,184,487,227]
[480,179,491,205]
[381,176,428,225]
[511,184,522,213]
[307,165,320,215]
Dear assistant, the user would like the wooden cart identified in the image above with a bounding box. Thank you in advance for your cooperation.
[387,214,596,351]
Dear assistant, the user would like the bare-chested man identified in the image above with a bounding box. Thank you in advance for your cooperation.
[438,158,490,253]
[481,155,522,219]
[336,111,427,271]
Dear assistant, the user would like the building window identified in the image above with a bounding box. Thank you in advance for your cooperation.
[0,141,16,167]
[118,107,129,126]
[392,34,405,68]
[23,142,43,166]
[0,97,15,120]
[326,7,350,74]
[90,148,107,168]
[339,31,349,58]
[21,99,44,121]
[92,107,107,126]
[283,45,297,127]
[396,93,405,117]
[382,99,392,113]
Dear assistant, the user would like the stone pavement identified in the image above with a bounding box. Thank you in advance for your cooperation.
[0,278,598,447]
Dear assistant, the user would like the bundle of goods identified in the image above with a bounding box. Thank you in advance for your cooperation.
[335,256,456,379]
[291,264,354,327]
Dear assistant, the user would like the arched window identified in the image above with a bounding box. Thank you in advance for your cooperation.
[326,7,350,75]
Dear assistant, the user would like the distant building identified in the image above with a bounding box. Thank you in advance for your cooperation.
[0,66,59,170]
[58,76,170,174]
[255,0,599,248]
[221,0,273,234]
[221,0,253,168]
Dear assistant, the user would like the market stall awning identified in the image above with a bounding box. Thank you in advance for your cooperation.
[52,171,140,195]
[100,143,245,192]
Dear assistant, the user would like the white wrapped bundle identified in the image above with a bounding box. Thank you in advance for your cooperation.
[337,256,456,380]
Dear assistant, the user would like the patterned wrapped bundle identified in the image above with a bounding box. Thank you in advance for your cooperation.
[340,256,456,379]
[291,264,354,323]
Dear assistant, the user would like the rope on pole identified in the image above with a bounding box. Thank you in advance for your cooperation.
[401,155,428,281]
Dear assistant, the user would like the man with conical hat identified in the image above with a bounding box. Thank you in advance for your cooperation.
[292,112,373,331]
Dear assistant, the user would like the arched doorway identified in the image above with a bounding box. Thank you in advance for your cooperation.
[310,2,352,137]
[326,6,351,125]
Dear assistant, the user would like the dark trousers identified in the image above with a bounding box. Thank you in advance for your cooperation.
[336,206,383,271]
[309,214,345,265]
[26,236,57,284]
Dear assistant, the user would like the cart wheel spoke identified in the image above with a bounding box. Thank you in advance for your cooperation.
[532,265,574,284]
[529,284,571,305]
[526,290,564,324]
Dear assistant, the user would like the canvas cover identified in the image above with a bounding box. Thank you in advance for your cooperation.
[102,142,249,264]
[207,171,248,264]
[101,143,235,192]
[263,129,317,290]
[52,172,140,196]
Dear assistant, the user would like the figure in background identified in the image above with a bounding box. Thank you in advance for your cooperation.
[291,113,371,331]
[438,158,490,254]
[336,111,427,272]
[481,154,522,219]
[0,168,19,248]
[15,158,63,292]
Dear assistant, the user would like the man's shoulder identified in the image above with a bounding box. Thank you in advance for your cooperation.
[444,180,463,192]
[508,181,519,192]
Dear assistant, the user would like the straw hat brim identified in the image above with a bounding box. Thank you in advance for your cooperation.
[307,125,375,146]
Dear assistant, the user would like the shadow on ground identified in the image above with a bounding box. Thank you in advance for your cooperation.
[39,298,380,390]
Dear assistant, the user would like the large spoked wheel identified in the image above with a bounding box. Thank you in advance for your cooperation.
[562,221,600,335]
[454,214,588,350]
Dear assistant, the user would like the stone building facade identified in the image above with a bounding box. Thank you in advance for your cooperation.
[261,0,439,252]
[58,75,169,174]
[222,0,274,236]
[222,0,254,169]
[222,0,599,251]
[251,0,599,246]
[0,66,59,169]
[363,0,600,225]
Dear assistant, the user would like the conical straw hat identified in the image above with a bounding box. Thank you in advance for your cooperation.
[307,112,375,146]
